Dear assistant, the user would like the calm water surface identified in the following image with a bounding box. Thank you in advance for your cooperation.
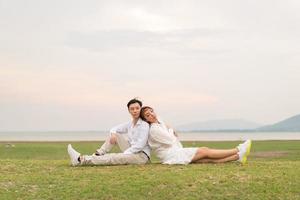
[0,131,299,141]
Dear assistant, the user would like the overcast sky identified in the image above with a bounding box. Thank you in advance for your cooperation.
[1,0,300,131]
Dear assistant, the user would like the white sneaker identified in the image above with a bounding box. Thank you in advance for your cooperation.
[237,140,252,164]
[237,140,246,152]
[67,144,80,166]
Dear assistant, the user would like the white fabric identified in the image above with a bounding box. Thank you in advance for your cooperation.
[110,118,151,156]
[148,120,197,165]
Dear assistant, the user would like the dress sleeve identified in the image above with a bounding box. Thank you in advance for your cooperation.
[150,125,175,146]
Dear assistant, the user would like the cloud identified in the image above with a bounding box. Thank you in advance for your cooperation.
[1,0,300,130]
[0,67,218,110]
[64,28,233,56]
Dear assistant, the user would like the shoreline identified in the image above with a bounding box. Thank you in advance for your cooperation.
[1,139,300,143]
[1,131,299,142]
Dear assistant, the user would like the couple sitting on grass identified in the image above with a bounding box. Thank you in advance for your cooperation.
[67,98,252,166]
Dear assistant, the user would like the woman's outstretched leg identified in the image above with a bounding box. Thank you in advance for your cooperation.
[191,147,238,162]
[191,140,252,164]
[193,154,239,164]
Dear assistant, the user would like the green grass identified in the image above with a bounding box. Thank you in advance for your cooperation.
[0,140,299,199]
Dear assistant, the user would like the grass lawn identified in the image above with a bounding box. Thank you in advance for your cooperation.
[0,140,299,200]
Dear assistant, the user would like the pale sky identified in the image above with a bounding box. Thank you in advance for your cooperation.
[1,0,300,131]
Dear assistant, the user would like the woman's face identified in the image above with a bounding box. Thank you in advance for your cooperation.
[143,108,157,123]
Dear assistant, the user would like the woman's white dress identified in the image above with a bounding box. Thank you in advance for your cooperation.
[148,121,198,165]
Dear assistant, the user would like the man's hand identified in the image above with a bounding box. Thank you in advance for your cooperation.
[109,133,117,144]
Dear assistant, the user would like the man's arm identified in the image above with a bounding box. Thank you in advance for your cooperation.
[123,123,149,154]
[94,122,129,155]
[110,122,129,134]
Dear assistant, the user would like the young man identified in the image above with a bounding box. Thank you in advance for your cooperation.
[67,98,151,166]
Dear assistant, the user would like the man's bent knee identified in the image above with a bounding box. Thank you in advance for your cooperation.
[109,133,118,144]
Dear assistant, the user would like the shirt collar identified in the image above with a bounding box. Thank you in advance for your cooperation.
[131,118,143,126]
[136,118,143,125]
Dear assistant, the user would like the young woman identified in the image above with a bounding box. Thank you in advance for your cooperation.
[140,106,252,165]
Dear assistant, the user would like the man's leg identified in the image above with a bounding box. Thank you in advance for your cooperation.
[80,152,148,165]
[96,133,130,155]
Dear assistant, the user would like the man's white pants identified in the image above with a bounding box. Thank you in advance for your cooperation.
[80,133,149,165]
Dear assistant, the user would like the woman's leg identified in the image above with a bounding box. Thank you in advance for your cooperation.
[193,154,239,164]
[191,147,238,162]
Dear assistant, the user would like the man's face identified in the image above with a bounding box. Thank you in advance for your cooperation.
[128,102,141,119]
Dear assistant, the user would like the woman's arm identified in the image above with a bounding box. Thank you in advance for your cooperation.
[166,124,178,137]
[150,125,175,146]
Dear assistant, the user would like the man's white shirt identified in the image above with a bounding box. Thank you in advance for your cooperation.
[109,118,151,156]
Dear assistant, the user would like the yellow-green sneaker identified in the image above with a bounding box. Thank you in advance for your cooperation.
[238,140,252,165]
[245,140,252,157]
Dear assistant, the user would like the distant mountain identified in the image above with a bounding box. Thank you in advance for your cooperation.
[257,114,300,131]
[176,119,262,131]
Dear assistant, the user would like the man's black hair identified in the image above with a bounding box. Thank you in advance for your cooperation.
[127,98,142,108]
